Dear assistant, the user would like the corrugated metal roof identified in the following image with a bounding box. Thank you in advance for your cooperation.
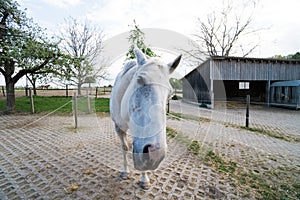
[271,80,300,87]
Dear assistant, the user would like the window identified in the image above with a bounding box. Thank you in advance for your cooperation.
[239,82,250,89]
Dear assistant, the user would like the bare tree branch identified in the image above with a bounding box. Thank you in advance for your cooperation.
[59,17,107,94]
[185,0,262,63]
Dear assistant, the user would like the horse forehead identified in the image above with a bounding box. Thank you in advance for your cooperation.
[142,60,167,72]
[130,85,159,106]
[137,62,169,82]
[129,86,156,126]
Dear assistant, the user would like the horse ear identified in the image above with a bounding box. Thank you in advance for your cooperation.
[168,54,182,74]
[134,48,147,66]
[137,72,146,85]
[137,75,145,85]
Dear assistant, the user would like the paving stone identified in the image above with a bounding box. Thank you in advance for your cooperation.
[0,102,299,199]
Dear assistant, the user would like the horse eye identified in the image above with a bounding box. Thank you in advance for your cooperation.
[133,107,142,112]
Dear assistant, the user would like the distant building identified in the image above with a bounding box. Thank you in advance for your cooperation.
[182,56,300,109]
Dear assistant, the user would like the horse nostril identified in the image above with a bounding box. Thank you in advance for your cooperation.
[143,144,152,154]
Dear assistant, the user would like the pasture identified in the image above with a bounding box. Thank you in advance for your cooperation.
[0,92,299,199]
[0,96,109,114]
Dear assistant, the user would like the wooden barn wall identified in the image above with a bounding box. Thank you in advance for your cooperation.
[212,60,300,81]
[182,60,211,103]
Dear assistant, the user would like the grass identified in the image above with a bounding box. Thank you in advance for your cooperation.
[188,140,201,155]
[166,126,300,199]
[239,126,299,143]
[224,122,298,143]
[167,127,202,156]
[2,96,299,199]
[169,110,298,143]
[166,126,191,146]
[205,149,237,173]
[166,127,178,138]
[235,168,300,199]
[0,96,110,114]
[168,111,211,123]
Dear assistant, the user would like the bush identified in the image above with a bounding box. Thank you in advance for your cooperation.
[200,103,207,108]
[172,95,178,100]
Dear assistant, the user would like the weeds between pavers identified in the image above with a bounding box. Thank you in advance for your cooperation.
[168,112,211,123]
[240,126,299,143]
[166,126,300,199]
[223,121,299,143]
[169,110,298,144]
[188,140,201,156]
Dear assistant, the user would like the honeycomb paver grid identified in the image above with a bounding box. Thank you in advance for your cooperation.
[0,113,231,199]
[0,102,299,199]
[0,114,237,199]
[169,100,300,139]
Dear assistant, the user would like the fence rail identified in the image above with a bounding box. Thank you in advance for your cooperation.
[0,86,112,98]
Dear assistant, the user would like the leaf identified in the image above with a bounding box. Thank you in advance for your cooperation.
[83,169,93,175]
[64,183,79,194]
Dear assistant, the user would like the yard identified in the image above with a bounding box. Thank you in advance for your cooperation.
[0,93,299,199]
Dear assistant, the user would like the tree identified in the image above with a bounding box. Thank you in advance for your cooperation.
[59,17,107,95]
[126,20,158,60]
[26,73,40,96]
[187,0,260,64]
[26,71,54,96]
[271,55,286,59]
[0,0,60,112]
[291,52,300,60]
[272,52,300,60]
[169,78,182,90]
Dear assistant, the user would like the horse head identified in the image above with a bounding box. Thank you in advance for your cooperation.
[121,48,181,171]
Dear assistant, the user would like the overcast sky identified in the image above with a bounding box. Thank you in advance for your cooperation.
[16,0,300,56]
[2,0,300,86]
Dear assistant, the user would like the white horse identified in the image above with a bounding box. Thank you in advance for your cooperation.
[110,48,181,189]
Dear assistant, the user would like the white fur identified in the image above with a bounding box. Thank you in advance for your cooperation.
[110,58,172,136]
[110,48,181,188]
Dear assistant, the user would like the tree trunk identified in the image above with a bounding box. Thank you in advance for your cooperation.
[26,74,38,96]
[33,82,37,96]
[6,81,16,112]
[3,59,16,113]
[77,85,82,96]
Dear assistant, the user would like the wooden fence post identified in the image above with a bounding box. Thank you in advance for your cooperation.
[66,84,69,97]
[73,92,78,129]
[1,86,5,97]
[246,95,250,127]
[87,94,91,114]
[25,87,28,97]
[29,88,35,114]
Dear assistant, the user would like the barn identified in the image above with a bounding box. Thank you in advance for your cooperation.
[182,56,300,109]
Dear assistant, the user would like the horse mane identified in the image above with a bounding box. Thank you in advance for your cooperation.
[120,58,163,81]
[122,60,137,76]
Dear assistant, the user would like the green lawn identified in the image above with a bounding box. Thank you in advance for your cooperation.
[0,96,110,114]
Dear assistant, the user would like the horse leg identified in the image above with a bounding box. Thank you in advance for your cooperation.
[141,171,150,189]
[115,125,130,179]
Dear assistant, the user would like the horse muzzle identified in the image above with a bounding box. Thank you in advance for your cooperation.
[133,138,166,171]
